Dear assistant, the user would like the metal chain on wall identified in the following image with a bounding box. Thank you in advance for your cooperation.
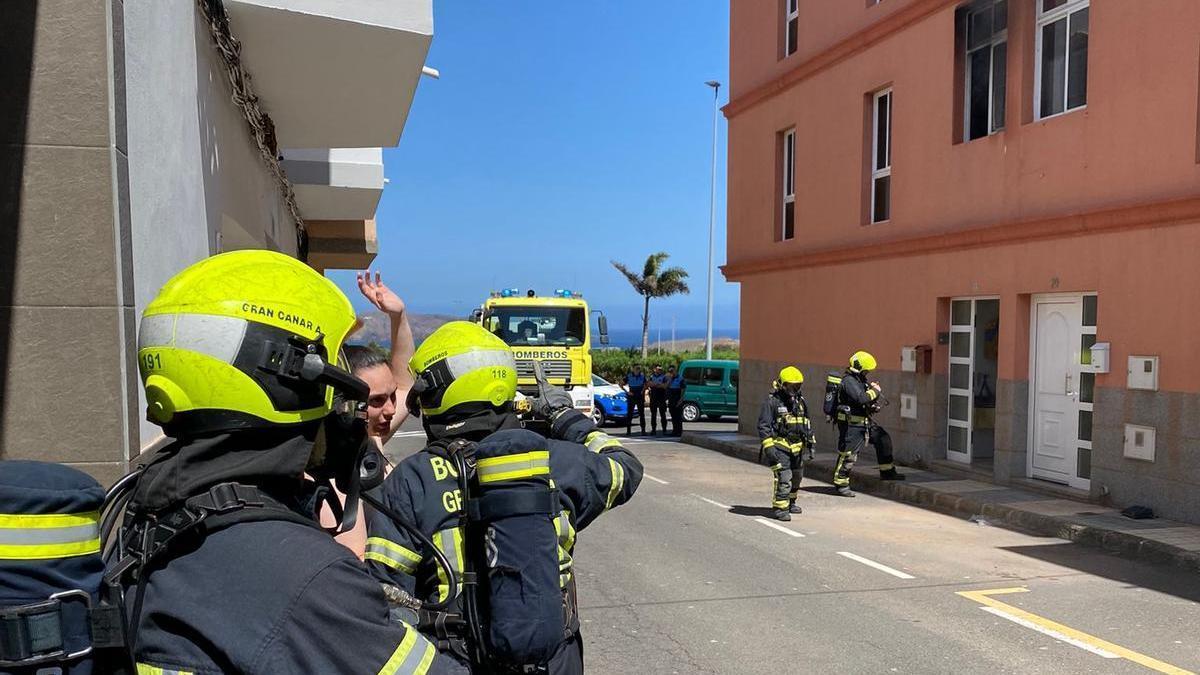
[196,0,308,259]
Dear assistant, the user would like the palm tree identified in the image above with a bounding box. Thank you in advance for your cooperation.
[611,252,690,358]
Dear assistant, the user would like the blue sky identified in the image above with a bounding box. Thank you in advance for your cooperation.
[327,2,738,333]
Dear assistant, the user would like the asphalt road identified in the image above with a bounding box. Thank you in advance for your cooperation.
[384,421,1200,674]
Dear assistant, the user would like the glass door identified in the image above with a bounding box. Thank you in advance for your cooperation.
[947,299,974,463]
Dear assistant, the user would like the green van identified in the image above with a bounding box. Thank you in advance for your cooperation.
[678,359,739,422]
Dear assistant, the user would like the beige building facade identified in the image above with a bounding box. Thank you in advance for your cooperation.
[1,0,432,482]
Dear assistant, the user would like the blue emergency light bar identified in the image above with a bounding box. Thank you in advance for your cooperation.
[554,289,582,298]
[499,288,521,298]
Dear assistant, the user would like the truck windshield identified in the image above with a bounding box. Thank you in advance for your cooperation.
[486,307,587,347]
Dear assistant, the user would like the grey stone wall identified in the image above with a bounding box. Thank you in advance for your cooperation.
[0,0,137,484]
[738,358,944,467]
[742,357,1200,523]
[1091,388,1200,523]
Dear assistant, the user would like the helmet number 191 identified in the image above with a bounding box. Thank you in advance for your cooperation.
[142,352,163,371]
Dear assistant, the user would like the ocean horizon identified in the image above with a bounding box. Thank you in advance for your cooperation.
[604,327,739,349]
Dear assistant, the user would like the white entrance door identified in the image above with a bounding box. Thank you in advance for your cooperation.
[1029,296,1083,484]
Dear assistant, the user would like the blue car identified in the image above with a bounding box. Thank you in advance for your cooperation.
[592,374,627,427]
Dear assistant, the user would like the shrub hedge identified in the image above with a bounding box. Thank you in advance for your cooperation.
[590,345,740,383]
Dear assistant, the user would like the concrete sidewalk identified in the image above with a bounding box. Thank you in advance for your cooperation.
[681,430,1200,574]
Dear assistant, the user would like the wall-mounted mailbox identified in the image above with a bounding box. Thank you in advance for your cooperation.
[901,345,933,373]
[1088,343,1110,374]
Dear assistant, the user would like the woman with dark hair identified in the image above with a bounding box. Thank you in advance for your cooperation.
[322,271,417,558]
[350,270,417,446]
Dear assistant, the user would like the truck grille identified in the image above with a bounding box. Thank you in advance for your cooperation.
[515,359,572,380]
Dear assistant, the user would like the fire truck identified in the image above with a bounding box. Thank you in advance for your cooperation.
[472,288,608,417]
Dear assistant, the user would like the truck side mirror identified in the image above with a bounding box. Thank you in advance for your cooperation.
[598,315,609,345]
[468,308,483,323]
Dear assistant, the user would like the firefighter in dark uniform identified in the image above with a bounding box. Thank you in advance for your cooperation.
[667,366,686,437]
[0,461,124,674]
[622,364,646,435]
[757,367,814,521]
[366,321,643,674]
[834,351,905,497]
[108,251,451,674]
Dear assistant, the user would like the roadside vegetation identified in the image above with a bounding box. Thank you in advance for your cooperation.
[590,344,739,383]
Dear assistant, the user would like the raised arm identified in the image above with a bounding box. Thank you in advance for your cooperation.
[358,270,416,442]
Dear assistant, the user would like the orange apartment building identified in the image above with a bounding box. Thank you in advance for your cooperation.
[723,0,1200,523]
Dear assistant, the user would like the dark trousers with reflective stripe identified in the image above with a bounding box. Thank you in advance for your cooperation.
[835,424,868,488]
[770,443,805,509]
[625,388,645,433]
[834,422,896,485]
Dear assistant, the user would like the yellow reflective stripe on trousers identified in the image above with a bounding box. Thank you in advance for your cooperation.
[584,431,622,453]
[554,509,576,587]
[0,511,100,560]
[433,527,464,601]
[476,451,550,483]
[364,537,422,574]
[379,627,436,675]
[136,664,193,675]
[605,458,625,510]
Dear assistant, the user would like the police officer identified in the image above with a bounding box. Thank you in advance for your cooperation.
[110,251,450,674]
[648,364,670,435]
[622,364,647,435]
[666,366,686,437]
[757,367,814,520]
[834,351,905,497]
[366,322,642,674]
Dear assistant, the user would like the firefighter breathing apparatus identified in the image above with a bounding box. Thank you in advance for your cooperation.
[400,323,578,669]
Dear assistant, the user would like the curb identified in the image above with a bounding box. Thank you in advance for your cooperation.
[680,431,1200,574]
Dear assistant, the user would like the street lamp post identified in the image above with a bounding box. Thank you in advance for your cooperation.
[704,80,721,360]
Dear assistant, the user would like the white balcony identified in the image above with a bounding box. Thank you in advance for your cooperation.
[281,148,384,220]
[225,0,433,148]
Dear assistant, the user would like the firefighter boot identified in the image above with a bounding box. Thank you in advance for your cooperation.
[880,468,906,481]
[836,486,856,498]
[773,509,792,521]
[789,499,803,514]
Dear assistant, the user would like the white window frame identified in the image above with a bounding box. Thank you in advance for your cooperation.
[1034,0,1089,121]
[963,0,1008,140]
[781,128,795,241]
[783,0,799,58]
[870,88,892,224]
[1076,293,1097,483]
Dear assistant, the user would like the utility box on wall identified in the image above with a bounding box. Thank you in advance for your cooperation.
[1127,356,1159,391]
[1124,424,1156,462]
[900,345,933,373]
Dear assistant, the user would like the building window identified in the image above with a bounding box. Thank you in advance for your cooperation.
[783,0,798,58]
[781,128,795,240]
[871,89,892,224]
[964,0,1007,140]
[1036,0,1088,119]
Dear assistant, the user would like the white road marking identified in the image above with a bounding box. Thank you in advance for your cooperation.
[691,494,731,510]
[836,551,915,579]
[643,473,670,485]
[754,517,806,538]
[979,607,1121,659]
